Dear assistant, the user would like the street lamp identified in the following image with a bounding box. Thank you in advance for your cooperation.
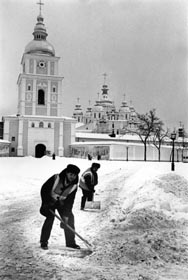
[171,131,176,171]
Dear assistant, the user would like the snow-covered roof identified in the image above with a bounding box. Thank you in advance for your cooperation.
[0,139,10,144]
[70,141,172,148]
[71,141,141,146]
[75,122,85,128]
[2,114,74,121]
[75,132,141,141]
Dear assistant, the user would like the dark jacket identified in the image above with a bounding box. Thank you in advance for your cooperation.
[40,169,79,216]
[79,168,98,192]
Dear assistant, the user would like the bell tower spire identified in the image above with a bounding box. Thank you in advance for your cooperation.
[17,0,63,117]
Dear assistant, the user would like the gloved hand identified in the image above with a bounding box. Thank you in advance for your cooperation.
[60,216,69,229]
[40,203,54,217]
[58,196,65,206]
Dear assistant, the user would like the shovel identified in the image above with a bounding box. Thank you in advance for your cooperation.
[49,209,93,251]
[85,200,101,210]
[85,193,101,210]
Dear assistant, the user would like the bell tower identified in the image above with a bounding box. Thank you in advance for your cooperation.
[17,0,63,117]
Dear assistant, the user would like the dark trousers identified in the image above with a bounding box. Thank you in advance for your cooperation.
[81,189,94,209]
[40,204,75,246]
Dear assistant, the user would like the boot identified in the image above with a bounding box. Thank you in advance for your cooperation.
[81,196,86,210]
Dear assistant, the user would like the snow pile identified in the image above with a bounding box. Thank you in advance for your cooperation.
[89,172,188,266]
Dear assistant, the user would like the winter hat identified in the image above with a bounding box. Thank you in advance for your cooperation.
[91,162,100,169]
[66,164,80,175]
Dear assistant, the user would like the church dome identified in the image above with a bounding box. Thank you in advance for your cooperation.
[25,40,55,56]
[119,103,130,113]
[24,13,55,56]
[92,102,104,112]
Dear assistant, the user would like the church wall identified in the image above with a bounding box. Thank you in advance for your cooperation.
[63,122,71,157]
[51,81,58,91]
[29,59,34,73]
[160,146,171,161]
[36,107,47,115]
[109,145,127,160]
[50,107,57,116]
[27,125,55,156]
[132,145,144,160]
[25,103,33,115]
[63,121,75,157]
[50,62,55,75]
[70,142,171,161]
[8,119,19,156]
[26,79,33,90]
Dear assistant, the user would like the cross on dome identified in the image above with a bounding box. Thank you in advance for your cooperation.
[37,0,44,15]
[102,73,107,85]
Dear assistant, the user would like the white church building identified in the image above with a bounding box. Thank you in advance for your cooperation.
[2,6,76,158]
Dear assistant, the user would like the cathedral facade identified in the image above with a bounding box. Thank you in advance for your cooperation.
[72,81,138,135]
[2,7,76,157]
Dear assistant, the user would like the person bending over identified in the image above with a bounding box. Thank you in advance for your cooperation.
[40,164,80,250]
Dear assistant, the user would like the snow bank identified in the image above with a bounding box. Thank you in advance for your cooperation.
[89,169,188,266]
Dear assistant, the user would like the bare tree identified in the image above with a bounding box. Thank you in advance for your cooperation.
[135,109,162,161]
[151,123,169,161]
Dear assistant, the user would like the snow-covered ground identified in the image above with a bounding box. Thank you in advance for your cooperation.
[0,156,188,280]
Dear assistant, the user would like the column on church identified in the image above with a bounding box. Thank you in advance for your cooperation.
[17,117,24,156]
[57,80,62,116]
[58,121,64,156]
[47,80,51,116]
[33,60,37,75]
[25,58,30,74]
[47,61,50,75]
[32,79,36,115]
[20,79,26,115]
[54,60,58,75]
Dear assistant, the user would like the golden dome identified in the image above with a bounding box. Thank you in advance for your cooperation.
[25,40,55,56]
[24,13,55,56]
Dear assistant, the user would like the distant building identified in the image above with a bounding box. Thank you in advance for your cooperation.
[72,79,139,135]
[2,4,76,157]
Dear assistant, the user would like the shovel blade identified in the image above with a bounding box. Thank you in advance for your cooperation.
[85,201,101,210]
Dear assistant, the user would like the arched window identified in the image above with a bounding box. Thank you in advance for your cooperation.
[39,122,44,128]
[48,123,51,128]
[38,89,45,105]
[31,122,35,128]
[28,84,31,91]
[53,86,56,93]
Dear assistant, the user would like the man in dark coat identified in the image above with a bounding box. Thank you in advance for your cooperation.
[79,162,100,210]
[40,164,80,250]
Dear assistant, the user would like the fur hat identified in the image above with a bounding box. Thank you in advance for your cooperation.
[66,164,80,175]
[91,162,100,169]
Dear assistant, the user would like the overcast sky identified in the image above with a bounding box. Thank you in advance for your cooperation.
[0,0,187,131]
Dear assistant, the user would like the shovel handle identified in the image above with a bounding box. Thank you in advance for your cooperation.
[49,209,93,251]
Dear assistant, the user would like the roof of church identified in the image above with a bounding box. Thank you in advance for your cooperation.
[25,40,55,56]
[24,12,55,56]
